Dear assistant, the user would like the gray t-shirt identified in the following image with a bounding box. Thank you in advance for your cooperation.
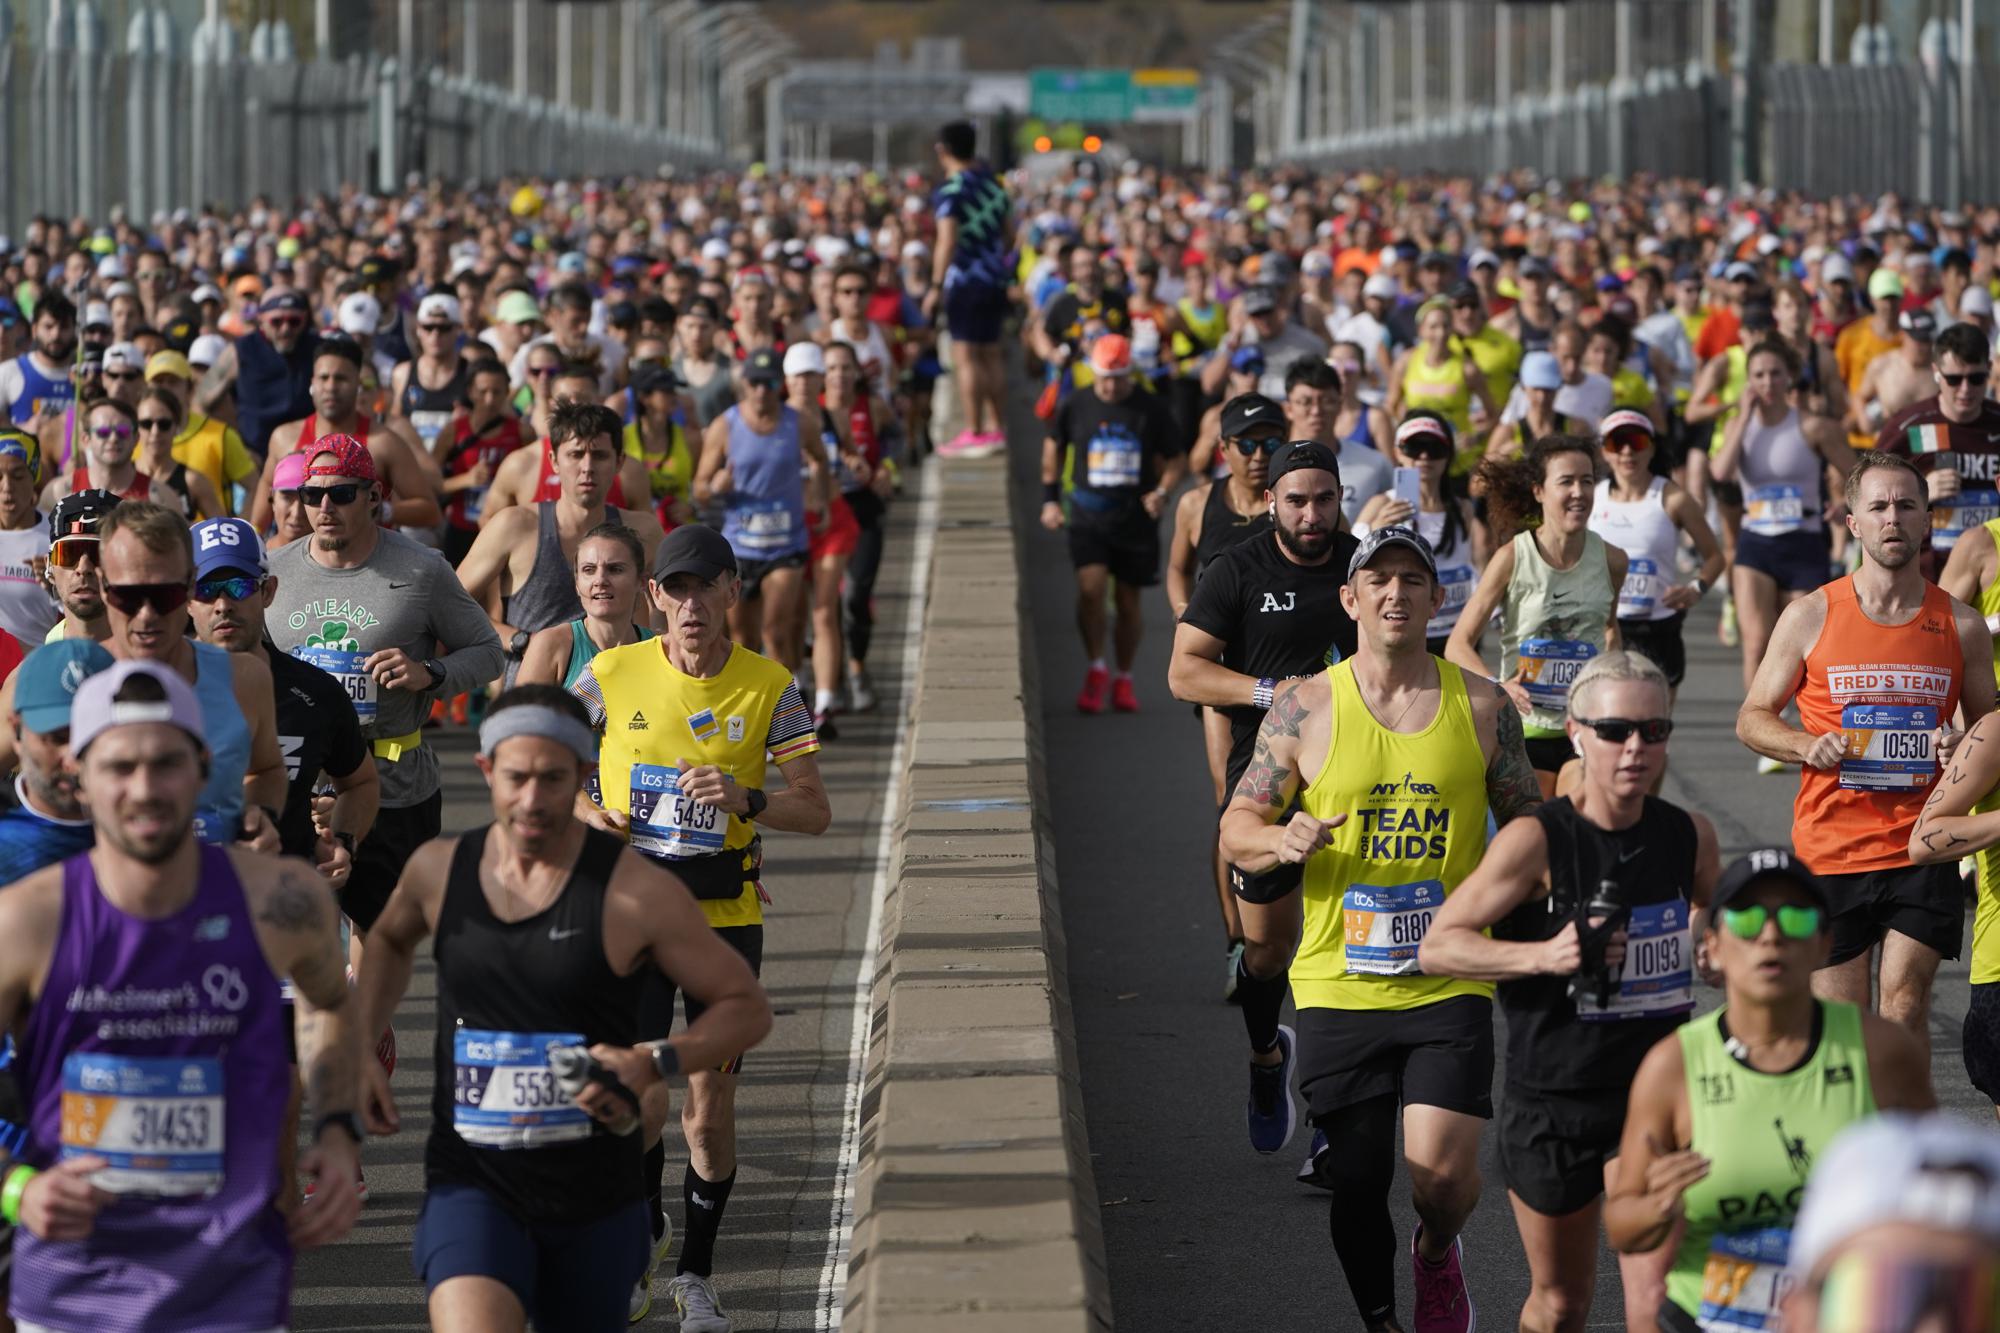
[1331,440,1394,524]
[267,528,504,807]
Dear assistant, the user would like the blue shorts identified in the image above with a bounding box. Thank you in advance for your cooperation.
[943,275,1007,344]
[413,1183,649,1332]
[1733,528,1831,594]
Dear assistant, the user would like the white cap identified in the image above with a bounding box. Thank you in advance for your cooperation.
[1300,251,1333,277]
[1789,1114,2000,1280]
[1755,232,1784,256]
[188,333,229,367]
[102,342,143,372]
[104,281,137,301]
[1637,236,1664,257]
[191,283,223,305]
[1467,248,1501,271]
[95,255,126,280]
[1961,287,1994,318]
[82,301,112,329]
[337,291,382,336]
[447,254,480,281]
[699,237,731,262]
[1363,273,1400,300]
[1821,253,1857,286]
[1377,245,1401,267]
[782,342,825,378]
[900,240,931,262]
[416,293,463,326]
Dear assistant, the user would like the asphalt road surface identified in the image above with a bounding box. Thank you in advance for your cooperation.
[292,467,935,1331]
[1005,398,1997,1330]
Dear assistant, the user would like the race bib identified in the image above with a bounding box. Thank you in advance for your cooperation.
[1697,1227,1793,1331]
[1575,900,1694,1022]
[1618,556,1663,621]
[733,498,796,555]
[1838,703,1938,792]
[1933,489,2000,552]
[291,645,378,725]
[452,1028,591,1149]
[61,1053,224,1196]
[409,410,454,448]
[1744,484,1805,537]
[1342,880,1445,976]
[1516,638,1597,715]
[1427,565,1475,636]
[628,762,727,859]
[1084,427,1143,490]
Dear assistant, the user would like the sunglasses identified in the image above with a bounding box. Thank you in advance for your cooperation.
[265,315,306,330]
[1572,715,1673,744]
[836,285,867,296]
[1940,369,1991,388]
[1231,434,1287,455]
[1718,902,1825,940]
[48,537,99,568]
[1398,442,1453,461]
[301,483,364,508]
[419,324,456,334]
[137,416,176,433]
[88,423,133,440]
[528,365,561,379]
[103,581,190,615]
[193,574,263,603]
[1603,431,1653,453]
[101,371,140,384]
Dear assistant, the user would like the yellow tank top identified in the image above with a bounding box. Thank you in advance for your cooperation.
[1708,345,1748,455]
[1972,518,2000,984]
[1402,351,1472,435]
[1294,659,1496,1011]
[587,639,818,928]
[623,419,694,506]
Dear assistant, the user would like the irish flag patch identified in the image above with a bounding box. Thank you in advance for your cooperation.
[1907,422,1952,454]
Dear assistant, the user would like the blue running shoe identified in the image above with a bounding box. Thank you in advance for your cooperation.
[1245,1023,1298,1154]
[1296,1127,1334,1190]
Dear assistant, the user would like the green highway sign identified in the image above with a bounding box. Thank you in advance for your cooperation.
[1029,68,1133,122]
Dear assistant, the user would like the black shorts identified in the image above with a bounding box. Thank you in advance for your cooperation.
[344,790,443,933]
[1711,479,1743,507]
[639,924,764,1072]
[1498,1083,1629,1217]
[1524,734,1573,776]
[1823,862,1964,966]
[1067,507,1161,586]
[1734,529,1832,594]
[737,551,806,599]
[1229,860,1302,905]
[1295,994,1495,1120]
[412,1183,649,1332]
[943,277,1007,345]
[1967,983,2000,1105]
[1618,613,1688,687]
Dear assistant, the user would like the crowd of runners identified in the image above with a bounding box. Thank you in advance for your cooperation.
[0,111,1996,1333]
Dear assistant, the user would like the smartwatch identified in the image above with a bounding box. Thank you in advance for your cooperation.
[422,657,446,689]
[743,787,769,822]
[651,1041,682,1081]
[507,630,532,658]
[313,1110,365,1145]
[332,830,357,856]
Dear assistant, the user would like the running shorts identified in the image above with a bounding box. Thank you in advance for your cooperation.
[1067,506,1161,587]
[1524,735,1574,777]
[343,792,443,933]
[807,494,860,562]
[1498,1083,1630,1216]
[1733,529,1832,594]
[943,277,1007,345]
[1822,862,1964,966]
[1228,861,1302,905]
[1617,612,1687,687]
[1967,982,2000,1105]
[1295,995,1495,1120]
[639,924,765,1073]
[736,552,807,599]
[412,1182,648,1332]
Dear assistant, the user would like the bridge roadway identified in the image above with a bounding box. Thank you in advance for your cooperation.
[291,467,937,1331]
[1002,394,1996,1329]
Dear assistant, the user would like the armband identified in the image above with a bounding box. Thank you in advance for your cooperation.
[2,1165,37,1226]
[1042,482,1061,505]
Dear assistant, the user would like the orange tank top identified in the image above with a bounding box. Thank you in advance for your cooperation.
[1795,575,1962,874]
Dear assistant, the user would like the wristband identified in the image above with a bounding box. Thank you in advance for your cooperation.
[2,1165,36,1226]
[1042,482,1061,505]
[1253,677,1276,711]
[651,1040,682,1081]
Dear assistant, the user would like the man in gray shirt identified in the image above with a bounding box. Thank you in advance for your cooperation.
[266,434,504,932]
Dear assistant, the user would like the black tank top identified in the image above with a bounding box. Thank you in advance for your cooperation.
[1193,478,1273,576]
[1517,311,1552,353]
[1492,795,1698,1094]
[426,825,645,1224]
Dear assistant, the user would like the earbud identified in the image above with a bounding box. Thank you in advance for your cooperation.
[1571,737,1584,758]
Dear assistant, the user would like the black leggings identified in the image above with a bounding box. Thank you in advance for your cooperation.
[1316,1094,1401,1323]
[843,488,887,664]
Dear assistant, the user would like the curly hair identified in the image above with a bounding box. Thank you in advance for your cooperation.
[1474,432,1600,535]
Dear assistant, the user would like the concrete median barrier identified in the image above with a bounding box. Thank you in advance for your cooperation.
[841,455,1112,1331]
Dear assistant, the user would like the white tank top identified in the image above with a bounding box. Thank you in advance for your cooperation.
[834,320,895,400]
[1418,506,1479,639]
[1738,406,1821,538]
[1589,477,1681,622]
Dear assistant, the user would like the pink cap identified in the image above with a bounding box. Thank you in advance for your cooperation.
[272,451,308,491]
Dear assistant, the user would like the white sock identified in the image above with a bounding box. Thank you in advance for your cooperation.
[815,689,837,713]
[1089,657,1108,673]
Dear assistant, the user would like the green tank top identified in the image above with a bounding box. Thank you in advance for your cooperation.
[563,620,654,691]
[1665,1001,1875,1329]
[1972,517,2000,985]
[1499,529,1615,738]
[1709,345,1748,455]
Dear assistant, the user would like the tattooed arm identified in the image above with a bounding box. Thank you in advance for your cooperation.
[1218,677,1338,873]
[1479,684,1545,824]
[1909,712,2000,864]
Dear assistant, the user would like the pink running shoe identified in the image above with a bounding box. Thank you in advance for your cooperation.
[936,430,985,458]
[1411,1225,1475,1333]
[1076,664,1110,714]
[1110,675,1139,713]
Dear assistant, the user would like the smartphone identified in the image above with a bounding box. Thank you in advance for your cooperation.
[1393,467,1422,510]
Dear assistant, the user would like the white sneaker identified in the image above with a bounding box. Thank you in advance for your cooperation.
[629,1217,674,1323]
[847,668,878,714]
[667,1273,732,1333]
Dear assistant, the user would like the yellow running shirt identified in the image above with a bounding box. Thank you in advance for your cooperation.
[574,638,820,928]
[1293,658,1494,1012]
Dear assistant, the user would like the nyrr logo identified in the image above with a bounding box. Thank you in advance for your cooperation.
[1370,772,1440,796]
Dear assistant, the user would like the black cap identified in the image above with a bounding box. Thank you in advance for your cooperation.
[742,347,784,386]
[652,523,738,582]
[1447,279,1481,304]
[1219,393,1285,440]
[1900,307,1938,340]
[1741,301,1777,333]
[162,315,197,353]
[1241,285,1279,315]
[1671,262,1701,284]
[632,364,683,397]
[1418,250,1455,271]
[49,487,120,542]
[1267,439,1342,487]
[1519,255,1554,279]
[1711,846,1831,915]
[357,254,399,284]
[1346,525,1438,583]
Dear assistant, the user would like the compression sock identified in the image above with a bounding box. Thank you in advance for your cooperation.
[676,1166,737,1277]
[645,1140,669,1242]
[1320,1097,1401,1321]
[1236,956,1287,1055]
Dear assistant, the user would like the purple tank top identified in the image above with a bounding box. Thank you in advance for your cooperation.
[14,847,292,1332]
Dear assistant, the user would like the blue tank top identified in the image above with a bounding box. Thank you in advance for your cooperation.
[720,405,809,561]
[9,352,73,426]
[233,330,318,454]
[193,642,252,844]
[15,847,292,1332]
[1344,408,1377,450]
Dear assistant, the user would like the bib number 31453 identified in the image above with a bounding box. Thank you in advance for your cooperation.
[60,1052,225,1196]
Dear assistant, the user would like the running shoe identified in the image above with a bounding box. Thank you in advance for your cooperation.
[1076,664,1110,714]
[303,1165,367,1204]
[847,668,878,714]
[935,430,985,459]
[968,430,1007,458]
[1110,675,1139,713]
[1224,940,1245,1003]
[377,1024,397,1077]
[1719,597,1739,647]
[1411,1225,1475,1333]
[1245,1023,1299,1155]
[629,1217,675,1323]
[814,709,840,741]
[1295,1127,1334,1191]
[666,1273,732,1333]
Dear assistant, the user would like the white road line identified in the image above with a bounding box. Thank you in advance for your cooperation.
[814,457,943,1330]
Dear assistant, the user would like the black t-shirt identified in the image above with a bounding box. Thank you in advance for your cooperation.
[267,645,370,859]
[1052,386,1179,514]
[1179,530,1362,788]
[1042,288,1129,354]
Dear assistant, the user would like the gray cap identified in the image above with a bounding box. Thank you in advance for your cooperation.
[1346,525,1438,583]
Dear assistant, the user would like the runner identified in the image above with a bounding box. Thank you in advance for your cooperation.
[1388,296,1494,442]
[1588,410,1727,706]
[1837,268,1906,451]
[0,658,364,1332]
[1483,350,1579,464]
[389,292,472,458]
[1450,435,1625,795]
[1217,525,1542,1333]
[1854,309,1937,435]
[0,293,75,429]
[820,340,900,714]
[514,523,654,693]
[481,364,645,530]
[1042,334,1183,713]
[266,453,313,553]
[355,685,773,1333]
[195,287,320,456]
[671,297,737,431]
[1329,343,1393,455]
[1352,412,1483,655]
[0,429,56,647]
[1286,358,1392,524]
[1421,651,1722,1333]
[439,360,528,565]
[785,342,859,735]
[1738,451,1995,1059]
[0,639,112,883]
[1604,846,1934,1333]
[39,489,115,645]
[145,350,256,515]
[570,522,830,1331]
[622,365,698,530]
[131,387,224,519]
[1877,321,2000,580]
